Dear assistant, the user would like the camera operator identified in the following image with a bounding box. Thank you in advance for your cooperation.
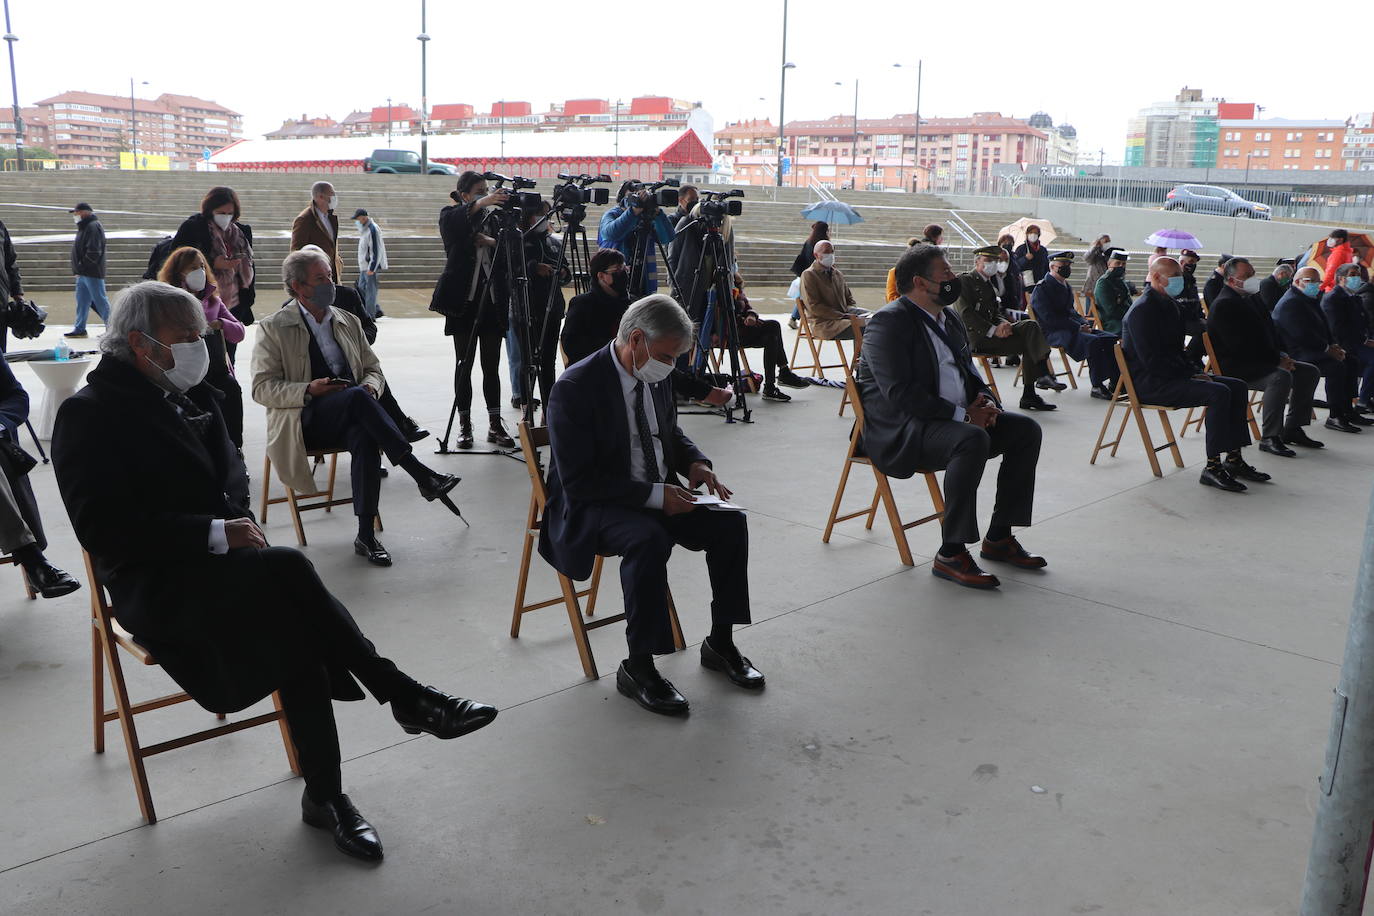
[668,196,744,326]
[514,201,569,414]
[665,184,699,274]
[563,248,730,407]
[598,181,674,298]
[428,171,515,450]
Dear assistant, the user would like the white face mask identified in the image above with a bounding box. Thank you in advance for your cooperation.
[327,195,338,211]
[996,261,1008,275]
[354,221,363,231]
[184,268,207,292]
[1241,276,1262,295]
[1027,233,1039,243]
[1330,238,1343,248]
[145,334,210,393]
[633,337,675,386]
[212,212,233,230]
[818,253,836,268]
[72,214,82,225]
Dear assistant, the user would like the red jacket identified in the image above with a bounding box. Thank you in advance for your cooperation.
[1323,242,1354,292]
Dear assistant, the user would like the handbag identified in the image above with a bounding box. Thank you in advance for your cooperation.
[0,436,37,475]
[4,298,47,340]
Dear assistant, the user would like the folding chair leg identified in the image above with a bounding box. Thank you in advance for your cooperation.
[923,471,946,516]
[271,691,302,776]
[1155,410,1185,469]
[260,455,272,522]
[1059,351,1079,390]
[822,453,859,544]
[324,454,339,514]
[872,466,915,567]
[666,587,685,651]
[101,622,157,823]
[92,623,105,753]
[510,529,537,638]
[585,555,604,618]
[19,565,35,599]
[1134,407,1164,478]
[558,574,598,680]
[286,488,308,547]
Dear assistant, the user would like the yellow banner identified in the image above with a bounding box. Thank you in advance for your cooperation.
[119,152,170,171]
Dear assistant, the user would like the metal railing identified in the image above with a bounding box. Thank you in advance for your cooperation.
[944,210,987,247]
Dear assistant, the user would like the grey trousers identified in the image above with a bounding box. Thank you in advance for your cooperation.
[1248,362,1320,439]
[972,319,1051,366]
[0,464,35,554]
[913,411,1042,545]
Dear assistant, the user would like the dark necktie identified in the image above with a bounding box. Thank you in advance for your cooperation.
[633,381,661,484]
[168,391,213,442]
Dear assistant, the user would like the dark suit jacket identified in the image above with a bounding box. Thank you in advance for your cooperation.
[1202,272,1226,310]
[854,297,993,479]
[1121,288,1195,391]
[50,357,315,712]
[561,285,629,367]
[1030,274,1087,347]
[1205,286,1283,381]
[0,357,42,548]
[290,204,342,281]
[1258,276,1287,312]
[1273,288,1335,364]
[539,344,708,581]
[1322,287,1369,353]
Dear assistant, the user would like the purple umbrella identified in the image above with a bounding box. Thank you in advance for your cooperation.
[1145,229,1203,250]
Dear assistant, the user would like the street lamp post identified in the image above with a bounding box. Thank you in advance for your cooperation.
[614,98,621,166]
[499,98,505,164]
[834,80,860,190]
[417,0,430,174]
[2,0,21,172]
[128,78,147,170]
[776,0,794,188]
[386,97,392,147]
[894,60,922,193]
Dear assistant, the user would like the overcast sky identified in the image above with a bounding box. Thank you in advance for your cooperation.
[12,0,1373,164]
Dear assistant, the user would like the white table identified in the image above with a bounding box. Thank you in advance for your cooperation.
[28,357,93,439]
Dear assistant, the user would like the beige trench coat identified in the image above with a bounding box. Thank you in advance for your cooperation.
[251,300,386,494]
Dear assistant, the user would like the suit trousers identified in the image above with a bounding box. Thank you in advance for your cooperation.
[734,319,787,383]
[301,387,411,519]
[912,411,1042,545]
[1247,362,1319,438]
[972,320,1050,368]
[0,459,35,554]
[1138,375,1252,457]
[1080,331,1121,388]
[594,505,752,656]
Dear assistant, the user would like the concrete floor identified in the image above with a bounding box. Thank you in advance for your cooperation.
[0,310,1366,915]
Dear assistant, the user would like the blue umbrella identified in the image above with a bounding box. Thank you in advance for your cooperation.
[801,200,864,225]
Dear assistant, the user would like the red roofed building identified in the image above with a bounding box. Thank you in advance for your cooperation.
[35,90,242,168]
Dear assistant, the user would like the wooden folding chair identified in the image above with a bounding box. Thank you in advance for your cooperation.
[85,552,299,824]
[260,449,381,547]
[971,353,1004,402]
[511,422,685,679]
[823,375,945,566]
[788,299,853,380]
[1090,342,1186,477]
[1182,333,1262,440]
[1020,303,1080,390]
[0,552,36,599]
[836,314,865,417]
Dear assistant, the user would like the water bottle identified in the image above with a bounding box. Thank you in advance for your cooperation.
[54,339,70,361]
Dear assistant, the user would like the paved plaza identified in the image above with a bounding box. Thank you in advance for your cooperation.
[0,309,1367,914]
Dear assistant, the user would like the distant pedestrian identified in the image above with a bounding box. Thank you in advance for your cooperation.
[67,202,108,338]
[920,224,944,246]
[290,181,343,282]
[352,209,387,320]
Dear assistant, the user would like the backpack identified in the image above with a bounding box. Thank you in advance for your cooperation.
[142,235,177,280]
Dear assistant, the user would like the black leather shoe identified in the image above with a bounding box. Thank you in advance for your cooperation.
[1035,375,1068,391]
[417,472,460,503]
[403,421,430,443]
[487,419,515,449]
[1199,465,1247,492]
[1258,437,1297,458]
[616,661,689,715]
[392,685,498,739]
[1350,414,1374,427]
[1283,427,1325,448]
[1090,383,1115,401]
[354,536,392,567]
[700,637,766,689]
[979,536,1048,569]
[1019,394,1057,411]
[457,421,474,449]
[301,790,383,862]
[1225,458,1271,482]
[1326,417,1362,434]
[26,562,81,599]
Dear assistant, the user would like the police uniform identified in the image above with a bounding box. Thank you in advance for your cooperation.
[956,245,1059,409]
[1092,248,1133,334]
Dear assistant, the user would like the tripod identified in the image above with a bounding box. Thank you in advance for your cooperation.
[623,210,683,302]
[680,221,752,424]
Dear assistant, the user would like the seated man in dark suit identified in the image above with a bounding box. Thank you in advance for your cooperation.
[1322,263,1374,430]
[1206,257,1321,458]
[1257,259,1295,313]
[1121,258,1268,492]
[1273,265,1347,439]
[0,358,79,597]
[541,295,763,716]
[1029,251,1120,400]
[855,245,1046,591]
[52,281,496,862]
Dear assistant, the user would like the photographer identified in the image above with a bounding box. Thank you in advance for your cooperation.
[513,201,569,413]
[669,196,744,325]
[598,181,674,298]
[428,171,515,450]
[665,184,699,273]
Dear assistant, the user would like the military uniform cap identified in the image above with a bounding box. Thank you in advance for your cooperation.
[973,244,1003,258]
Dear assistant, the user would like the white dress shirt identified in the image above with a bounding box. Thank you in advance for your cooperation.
[611,346,668,510]
[315,206,335,240]
[921,309,970,422]
[298,303,349,378]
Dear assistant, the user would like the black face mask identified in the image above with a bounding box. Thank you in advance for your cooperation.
[610,272,629,296]
[926,276,961,306]
[1110,265,1126,277]
[1057,266,1073,279]
[1182,264,1196,276]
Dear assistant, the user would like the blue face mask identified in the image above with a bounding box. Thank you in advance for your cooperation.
[1165,275,1185,297]
[1301,281,1322,299]
[1346,277,1367,293]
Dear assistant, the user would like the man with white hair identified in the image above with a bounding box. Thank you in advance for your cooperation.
[52,280,497,861]
[541,294,764,716]
[290,181,343,282]
[253,249,459,567]
[799,240,869,340]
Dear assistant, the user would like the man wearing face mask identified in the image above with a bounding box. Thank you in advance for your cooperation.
[351,209,386,321]
[665,184,699,273]
[1092,248,1133,335]
[1029,252,1120,399]
[253,250,461,567]
[67,203,109,339]
[290,181,343,283]
[1321,263,1374,426]
[1322,229,1354,293]
[956,245,1060,410]
[1206,257,1321,457]
[1176,250,1207,366]
[1121,258,1266,491]
[1258,259,1295,313]
[856,245,1045,590]
[1013,225,1050,285]
[541,295,763,715]
[52,281,497,861]
[1273,265,1347,440]
[1203,254,1231,310]
[800,240,869,341]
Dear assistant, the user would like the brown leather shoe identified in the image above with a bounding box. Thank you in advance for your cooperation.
[979,536,1048,569]
[932,550,1001,589]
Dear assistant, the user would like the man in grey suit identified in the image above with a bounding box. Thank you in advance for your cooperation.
[854,245,1046,590]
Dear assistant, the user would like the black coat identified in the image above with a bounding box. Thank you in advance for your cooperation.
[1013,242,1050,283]
[0,356,43,549]
[71,215,105,278]
[1202,272,1226,310]
[170,213,257,317]
[1273,287,1334,364]
[1031,274,1092,353]
[561,284,628,368]
[1176,272,1204,322]
[1322,287,1370,353]
[1258,276,1288,312]
[429,201,489,333]
[1121,288,1195,390]
[0,220,22,304]
[854,297,994,480]
[791,242,817,278]
[539,344,708,580]
[1205,286,1283,382]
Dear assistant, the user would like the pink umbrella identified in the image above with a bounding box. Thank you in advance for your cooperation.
[1145,229,1203,250]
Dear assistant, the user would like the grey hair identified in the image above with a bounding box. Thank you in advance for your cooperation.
[99,281,206,363]
[283,248,331,292]
[616,294,695,352]
[311,180,334,197]
[1335,262,1363,280]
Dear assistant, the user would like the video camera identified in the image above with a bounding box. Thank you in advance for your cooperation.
[698,189,743,226]
[483,172,542,211]
[552,173,610,209]
[623,178,680,215]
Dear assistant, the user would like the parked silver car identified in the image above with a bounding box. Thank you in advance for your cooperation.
[1164,184,1272,219]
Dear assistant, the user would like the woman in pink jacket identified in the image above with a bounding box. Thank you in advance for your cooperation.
[158,246,247,447]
